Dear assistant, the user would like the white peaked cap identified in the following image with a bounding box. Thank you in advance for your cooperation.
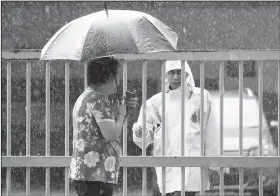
[165,60,195,91]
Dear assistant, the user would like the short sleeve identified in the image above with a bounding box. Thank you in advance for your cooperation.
[91,98,115,123]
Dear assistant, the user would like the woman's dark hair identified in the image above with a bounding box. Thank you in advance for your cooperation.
[86,57,120,86]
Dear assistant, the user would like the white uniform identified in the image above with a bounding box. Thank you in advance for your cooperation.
[132,61,220,193]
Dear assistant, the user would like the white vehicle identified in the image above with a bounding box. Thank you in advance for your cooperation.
[207,88,277,195]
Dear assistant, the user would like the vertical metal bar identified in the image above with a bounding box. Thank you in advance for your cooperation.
[277,61,280,195]
[278,169,280,196]
[200,62,205,195]
[26,60,31,196]
[122,61,128,196]
[84,62,87,90]
[142,61,148,196]
[239,61,244,196]
[161,61,166,196]
[258,61,264,196]
[65,61,70,196]
[219,166,224,196]
[181,61,186,196]
[219,61,225,196]
[45,61,51,196]
[6,60,11,196]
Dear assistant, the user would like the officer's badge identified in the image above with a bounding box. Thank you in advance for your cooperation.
[191,110,198,123]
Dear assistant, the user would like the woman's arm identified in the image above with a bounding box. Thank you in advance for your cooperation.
[92,98,127,141]
[98,112,126,141]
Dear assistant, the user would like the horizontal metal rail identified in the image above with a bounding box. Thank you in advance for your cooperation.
[2,156,280,168]
[2,50,280,61]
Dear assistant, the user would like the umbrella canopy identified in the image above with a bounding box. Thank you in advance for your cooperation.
[40,9,178,61]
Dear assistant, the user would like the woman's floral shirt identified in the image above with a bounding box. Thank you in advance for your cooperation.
[69,88,122,184]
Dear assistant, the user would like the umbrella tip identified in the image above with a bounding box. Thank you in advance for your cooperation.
[104,1,109,17]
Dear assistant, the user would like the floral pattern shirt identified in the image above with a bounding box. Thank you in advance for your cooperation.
[69,88,122,184]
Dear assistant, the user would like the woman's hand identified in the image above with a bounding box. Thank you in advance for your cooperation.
[124,97,138,118]
[125,97,138,108]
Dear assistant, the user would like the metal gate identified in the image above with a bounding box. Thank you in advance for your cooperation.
[2,49,280,196]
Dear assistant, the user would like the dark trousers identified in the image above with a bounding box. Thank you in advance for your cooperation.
[74,180,113,196]
[166,191,197,196]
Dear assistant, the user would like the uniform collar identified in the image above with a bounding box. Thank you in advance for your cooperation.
[166,85,193,99]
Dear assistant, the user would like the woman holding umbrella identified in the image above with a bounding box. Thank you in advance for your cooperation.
[69,57,137,196]
[40,9,179,195]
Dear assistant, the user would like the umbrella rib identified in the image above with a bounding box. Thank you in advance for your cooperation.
[124,25,142,54]
[76,14,105,60]
[144,16,178,50]
[81,19,140,60]
[79,20,100,61]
